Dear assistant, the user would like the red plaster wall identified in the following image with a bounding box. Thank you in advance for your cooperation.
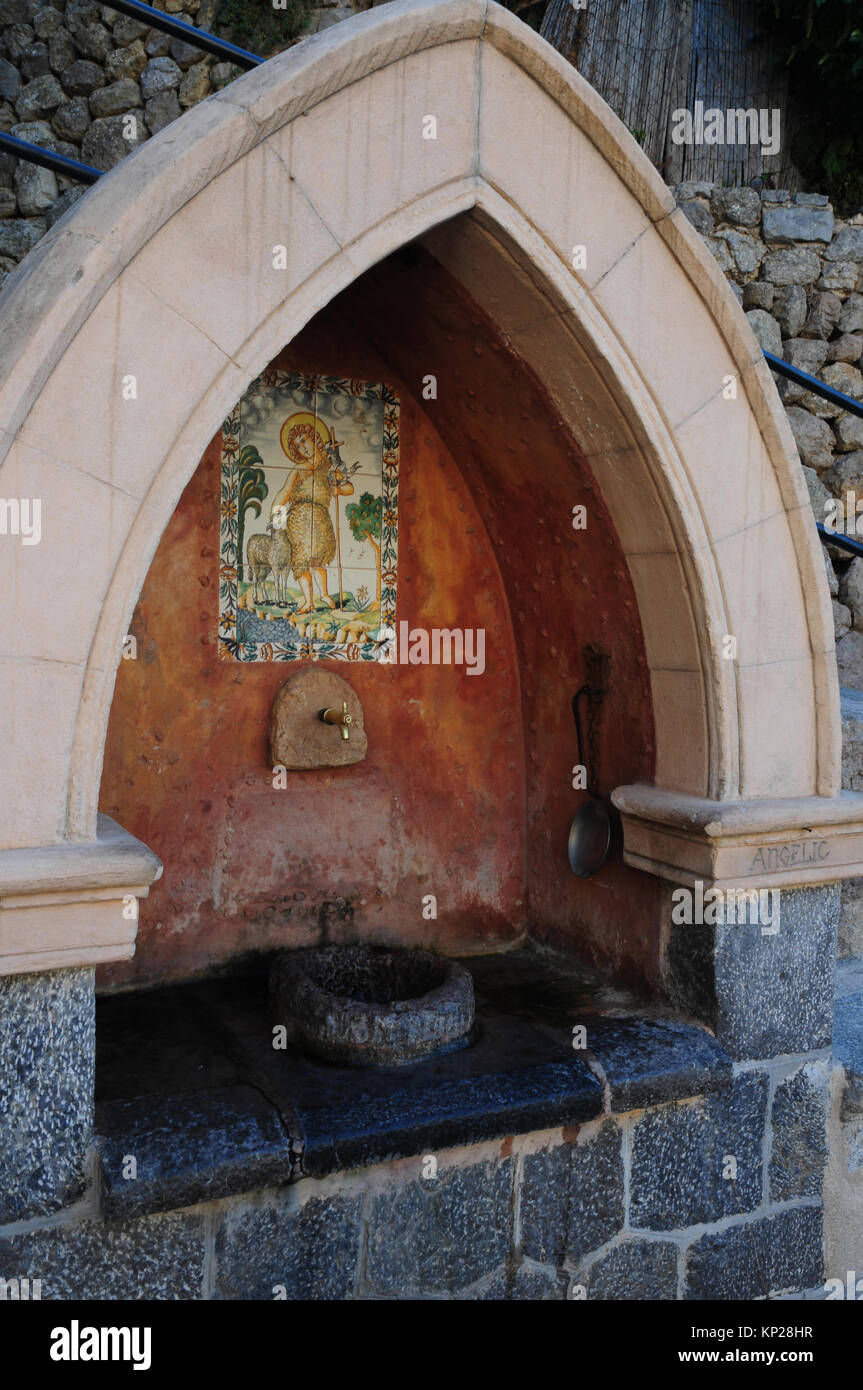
[98,244,659,994]
[342,250,660,989]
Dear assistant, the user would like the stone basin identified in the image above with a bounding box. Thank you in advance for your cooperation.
[270,944,475,1067]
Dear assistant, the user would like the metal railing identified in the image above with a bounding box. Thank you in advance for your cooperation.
[0,131,101,184]
[817,523,863,559]
[763,350,863,423]
[104,0,261,69]
[0,0,262,183]
[762,351,863,557]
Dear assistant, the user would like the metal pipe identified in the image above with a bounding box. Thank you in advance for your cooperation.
[0,131,102,184]
[0,2,265,185]
[763,349,863,422]
[817,522,863,559]
[104,0,262,69]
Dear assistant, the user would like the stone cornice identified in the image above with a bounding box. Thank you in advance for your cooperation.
[612,783,863,889]
[0,816,162,976]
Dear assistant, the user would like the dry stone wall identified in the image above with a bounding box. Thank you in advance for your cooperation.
[0,0,358,283]
[676,181,863,959]
[675,180,863,693]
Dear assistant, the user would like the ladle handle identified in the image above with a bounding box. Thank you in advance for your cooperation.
[572,686,599,798]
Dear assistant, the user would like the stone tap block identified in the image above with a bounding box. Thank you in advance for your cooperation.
[269,668,367,769]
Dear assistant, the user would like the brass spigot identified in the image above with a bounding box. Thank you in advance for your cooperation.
[321,701,352,741]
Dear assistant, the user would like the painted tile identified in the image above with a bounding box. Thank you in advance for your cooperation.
[219,371,399,663]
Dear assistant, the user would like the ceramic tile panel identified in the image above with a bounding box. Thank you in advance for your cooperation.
[219,370,399,662]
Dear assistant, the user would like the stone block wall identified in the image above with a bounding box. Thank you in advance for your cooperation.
[0,876,841,1303]
[0,0,361,289]
[0,1074,829,1299]
[674,180,863,693]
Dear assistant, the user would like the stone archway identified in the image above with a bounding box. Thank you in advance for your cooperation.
[0,0,859,979]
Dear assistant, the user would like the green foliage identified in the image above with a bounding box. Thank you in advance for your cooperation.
[213,0,541,59]
[214,0,308,56]
[237,445,267,573]
[213,0,543,58]
[345,491,382,543]
[498,0,547,30]
[757,0,863,212]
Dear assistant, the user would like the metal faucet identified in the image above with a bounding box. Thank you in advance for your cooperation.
[321,701,352,741]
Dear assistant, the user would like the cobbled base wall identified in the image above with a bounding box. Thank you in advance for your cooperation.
[0,1070,829,1300]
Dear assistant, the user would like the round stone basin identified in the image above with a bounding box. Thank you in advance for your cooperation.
[270,944,475,1067]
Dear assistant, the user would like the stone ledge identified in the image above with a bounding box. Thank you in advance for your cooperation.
[613,783,863,888]
[98,1086,298,1222]
[584,1015,733,1112]
[89,952,736,1219]
[0,815,162,976]
[0,814,161,895]
[297,1061,603,1179]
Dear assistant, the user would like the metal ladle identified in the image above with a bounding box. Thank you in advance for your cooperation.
[567,685,612,878]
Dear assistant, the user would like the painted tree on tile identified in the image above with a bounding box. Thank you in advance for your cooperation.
[345,492,383,605]
[237,445,267,582]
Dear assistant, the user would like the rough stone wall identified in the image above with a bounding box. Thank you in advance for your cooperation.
[675,181,863,693]
[0,886,838,1299]
[676,184,863,961]
[0,1070,829,1299]
[0,0,360,290]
